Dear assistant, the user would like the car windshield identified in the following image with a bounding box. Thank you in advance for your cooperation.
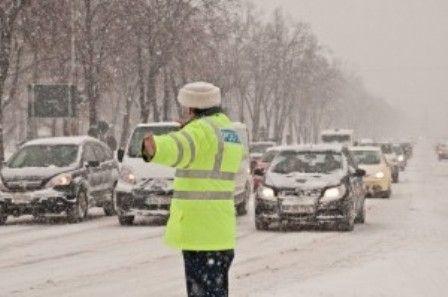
[128,126,179,157]
[261,150,278,162]
[321,134,351,143]
[271,151,343,174]
[392,146,403,155]
[352,150,381,165]
[380,144,393,154]
[7,145,79,168]
[250,143,273,154]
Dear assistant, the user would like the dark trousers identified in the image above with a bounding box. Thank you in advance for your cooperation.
[182,250,234,297]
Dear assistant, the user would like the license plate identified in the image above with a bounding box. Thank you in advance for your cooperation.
[146,196,170,205]
[281,204,315,214]
[12,193,32,204]
[281,197,315,213]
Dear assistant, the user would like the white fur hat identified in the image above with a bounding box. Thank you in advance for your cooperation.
[178,82,221,109]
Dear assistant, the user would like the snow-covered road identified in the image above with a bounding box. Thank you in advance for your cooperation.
[1,142,447,297]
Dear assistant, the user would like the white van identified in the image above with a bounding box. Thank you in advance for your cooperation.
[232,122,252,216]
[115,122,180,225]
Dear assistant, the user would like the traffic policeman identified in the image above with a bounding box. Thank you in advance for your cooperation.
[142,82,244,296]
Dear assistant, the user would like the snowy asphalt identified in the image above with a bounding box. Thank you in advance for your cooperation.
[1,142,447,297]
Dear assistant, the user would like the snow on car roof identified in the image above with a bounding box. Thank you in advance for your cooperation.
[321,129,354,135]
[349,146,381,152]
[24,136,98,146]
[136,122,180,128]
[276,144,345,152]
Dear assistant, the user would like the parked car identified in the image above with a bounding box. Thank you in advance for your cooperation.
[0,136,119,224]
[115,122,180,225]
[232,122,252,216]
[436,142,448,160]
[249,141,276,171]
[377,142,399,183]
[252,147,280,191]
[255,144,366,231]
[350,146,392,198]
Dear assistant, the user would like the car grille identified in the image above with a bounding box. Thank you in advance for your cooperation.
[5,180,44,192]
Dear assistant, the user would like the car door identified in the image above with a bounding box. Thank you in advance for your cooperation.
[82,142,102,201]
[344,149,364,211]
[92,142,116,194]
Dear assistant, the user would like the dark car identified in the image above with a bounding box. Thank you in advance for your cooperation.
[255,144,366,231]
[0,136,119,224]
[392,143,407,171]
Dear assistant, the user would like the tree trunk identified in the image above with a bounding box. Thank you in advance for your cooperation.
[84,0,97,127]
[119,97,132,149]
[136,43,148,122]
[0,27,12,162]
[147,72,159,122]
[162,68,170,121]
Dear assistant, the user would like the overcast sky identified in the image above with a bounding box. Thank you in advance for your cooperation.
[257,0,448,138]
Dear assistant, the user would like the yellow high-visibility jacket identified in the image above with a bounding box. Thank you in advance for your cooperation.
[145,113,244,251]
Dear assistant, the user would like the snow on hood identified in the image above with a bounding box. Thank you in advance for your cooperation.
[122,156,174,180]
[265,170,345,190]
[1,165,76,181]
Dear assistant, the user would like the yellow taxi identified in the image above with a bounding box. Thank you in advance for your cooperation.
[350,146,392,198]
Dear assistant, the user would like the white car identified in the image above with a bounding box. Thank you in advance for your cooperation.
[232,122,252,216]
[115,122,180,225]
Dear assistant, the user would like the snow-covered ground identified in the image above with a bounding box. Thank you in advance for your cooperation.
[1,142,447,297]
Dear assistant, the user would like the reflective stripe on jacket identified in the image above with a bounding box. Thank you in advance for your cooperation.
[149,113,244,251]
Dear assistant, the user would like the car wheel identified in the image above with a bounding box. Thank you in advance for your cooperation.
[103,188,117,216]
[0,207,7,225]
[355,199,366,224]
[236,201,247,216]
[255,218,269,231]
[383,188,392,198]
[67,190,88,223]
[392,173,399,183]
[340,201,355,231]
[236,183,250,216]
[118,215,134,226]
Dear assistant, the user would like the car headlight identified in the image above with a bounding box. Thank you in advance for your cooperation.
[398,155,404,162]
[375,171,385,179]
[119,166,136,184]
[321,184,346,203]
[258,186,276,201]
[46,173,72,188]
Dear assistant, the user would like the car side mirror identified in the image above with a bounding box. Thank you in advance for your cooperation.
[253,168,265,176]
[86,160,100,168]
[117,148,124,163]
[354,168,366,177]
